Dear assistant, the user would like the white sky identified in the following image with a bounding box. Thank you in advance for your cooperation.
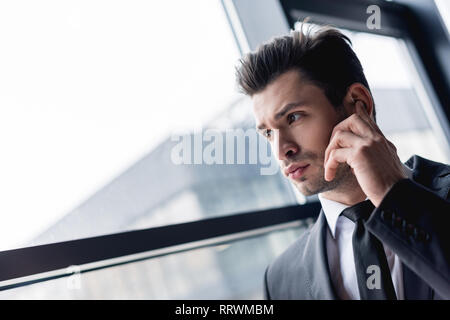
[350,32,412,89]
[435,0,450,35]
[0,0,240,250]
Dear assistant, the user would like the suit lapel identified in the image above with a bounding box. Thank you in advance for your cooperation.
[302,209,338,299]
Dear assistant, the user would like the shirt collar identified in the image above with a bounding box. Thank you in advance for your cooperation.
[318,193,350,239]
[318,163,414,239]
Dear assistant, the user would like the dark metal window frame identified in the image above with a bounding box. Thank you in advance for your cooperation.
[2,0,449,293]
[0,203,320,291]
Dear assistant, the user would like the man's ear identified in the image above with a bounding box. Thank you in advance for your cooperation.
[344,83,374,119]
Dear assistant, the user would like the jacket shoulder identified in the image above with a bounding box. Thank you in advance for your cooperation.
[406,155,450,195]
[265,227,313,299]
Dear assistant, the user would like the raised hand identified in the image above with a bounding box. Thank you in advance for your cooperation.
[324,101,407,207]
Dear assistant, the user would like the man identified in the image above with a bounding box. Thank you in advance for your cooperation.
[236,25,450,300]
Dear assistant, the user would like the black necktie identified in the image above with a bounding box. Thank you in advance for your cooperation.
[340,200,397,300]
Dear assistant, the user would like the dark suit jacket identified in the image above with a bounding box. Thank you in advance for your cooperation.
[264,155,450,300]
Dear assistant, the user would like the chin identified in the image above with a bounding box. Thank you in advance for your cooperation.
[293,174,335,196]
[297,187,316,197]
[294,180,320,196]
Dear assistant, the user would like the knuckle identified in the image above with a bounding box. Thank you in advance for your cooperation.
[331,127,340,138]
[330,149,337,158]
[373,134,383,143]
[334,130,343,140]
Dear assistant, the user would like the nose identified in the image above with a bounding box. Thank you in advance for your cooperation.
[273,129,299,161]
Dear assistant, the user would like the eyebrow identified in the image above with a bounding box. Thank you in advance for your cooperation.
[256,101,306,130]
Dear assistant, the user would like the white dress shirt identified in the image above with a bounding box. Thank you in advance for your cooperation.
[318,166,412,300]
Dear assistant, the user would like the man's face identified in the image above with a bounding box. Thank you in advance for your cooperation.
[253,69,352,196]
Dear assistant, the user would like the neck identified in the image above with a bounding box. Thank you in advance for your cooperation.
[320,175,366,206]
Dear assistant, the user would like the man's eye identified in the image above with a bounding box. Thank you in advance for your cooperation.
[287,113,302,124]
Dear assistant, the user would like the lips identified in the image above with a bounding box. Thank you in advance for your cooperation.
[285,164,310,179]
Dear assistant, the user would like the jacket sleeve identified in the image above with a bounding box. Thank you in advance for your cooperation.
[366,177,450,299]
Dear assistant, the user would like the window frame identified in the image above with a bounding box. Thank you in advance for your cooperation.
[0,203,319,291]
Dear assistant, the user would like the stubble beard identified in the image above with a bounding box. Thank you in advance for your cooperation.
[292,157,354,196]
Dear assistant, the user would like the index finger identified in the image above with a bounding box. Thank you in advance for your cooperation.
[355,100,383,136]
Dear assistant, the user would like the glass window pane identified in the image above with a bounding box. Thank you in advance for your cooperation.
[0,221,314,299]
[0,1,300,251]
[435,0,450,34]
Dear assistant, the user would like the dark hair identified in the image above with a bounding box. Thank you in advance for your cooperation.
[236,24,376,121]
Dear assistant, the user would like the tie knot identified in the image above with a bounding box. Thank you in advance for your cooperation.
[340,200,375,222]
